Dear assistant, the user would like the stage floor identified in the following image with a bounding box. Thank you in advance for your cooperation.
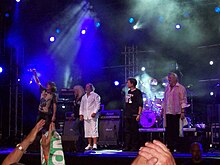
[1,148,220,165]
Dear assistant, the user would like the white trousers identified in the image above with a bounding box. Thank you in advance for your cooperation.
[84,118,99,138]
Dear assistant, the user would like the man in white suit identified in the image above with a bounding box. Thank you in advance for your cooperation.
[79,83,101,150]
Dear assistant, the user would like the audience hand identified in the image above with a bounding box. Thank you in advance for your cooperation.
[132,140,176,165]
[41,122,55,157]
[27,119,45,144]
[140,140,175,165]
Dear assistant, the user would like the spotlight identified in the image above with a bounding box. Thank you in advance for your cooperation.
[16,0,21,2]
[141,67,145,71]
[49,36,55,42]
[175,24,181,30]
[95,22,101,28]
[29,80,33,84]
[209,61,214,65]
[62,105,65,109]
[143,98,147,102]
[210,92,214,96]
[114,81,119,86]
[133,25,138,30]
[81,29,86,35]
[18,78,20,82]
[215,7,220,13]
[56,28,61,34]
[129,17,134,24]
[0,67,3,73]
[5,13,10,17]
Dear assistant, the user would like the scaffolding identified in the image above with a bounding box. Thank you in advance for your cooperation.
[122,45,138,82]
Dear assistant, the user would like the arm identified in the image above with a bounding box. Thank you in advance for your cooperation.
[79,97,84,121]
[136,90,143,121]
[52,103,56,122]
[2,120,45,165]
[91,94,101,117]
[41,122,54,165]
[179,86,188,119]
[52,94,57,122]
[32,69,41,86]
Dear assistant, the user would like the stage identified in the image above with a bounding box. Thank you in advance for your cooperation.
[1,147,220,165]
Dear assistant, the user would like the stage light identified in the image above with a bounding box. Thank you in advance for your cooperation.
[81,29,86,35]
[141,67,145,71]
[175,24,181,30]
[209,60,214,65]
[215,7,220,13]
[5,13,10,17]
[56,28,61,34]
[49,36,55,42]
[114,81,119,86]
[0,67,3,73]
[29,80,33,84]
[18,78,20,82]
[133,25,138,30]
[95,22,101,28]
[210,92,214,96]
[143,98,147,102]
[16,0,21,2]
[62,105,65,109]
[129,17,134,24]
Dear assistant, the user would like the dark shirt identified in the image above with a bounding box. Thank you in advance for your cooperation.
[125,88,143,117]
[73,95,83,118]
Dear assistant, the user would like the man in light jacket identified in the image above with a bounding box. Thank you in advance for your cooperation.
[79,83,101,150]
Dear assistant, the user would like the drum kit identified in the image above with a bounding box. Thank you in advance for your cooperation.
[140,97,163,128]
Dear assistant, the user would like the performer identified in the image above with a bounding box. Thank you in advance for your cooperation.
[32,69,57,131]
[161,72,188,152]
[79,83,101,150]
[123,77,143,151]
[71,85,85,152]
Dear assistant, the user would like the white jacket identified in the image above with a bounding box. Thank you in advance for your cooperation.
[79,92,101,120]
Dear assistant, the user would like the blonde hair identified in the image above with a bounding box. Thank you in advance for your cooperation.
[73,85,85,99]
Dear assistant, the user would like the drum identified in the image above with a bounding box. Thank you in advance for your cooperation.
[140,111,156,128]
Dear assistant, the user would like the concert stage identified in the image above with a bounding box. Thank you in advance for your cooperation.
[1,147,220,165]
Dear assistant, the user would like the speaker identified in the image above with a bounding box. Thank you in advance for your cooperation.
[99,119,121,146]
[61,119,85,152]
[207,104,220,124]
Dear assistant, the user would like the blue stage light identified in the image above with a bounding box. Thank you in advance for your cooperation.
[114,81,119,86]
[0,67,3,73]
[129,17,134,24]
[16,0,21,2]
[56,28,61,34]
[215,7,220,13]
[5,13,10,17]
[95,22,101,28]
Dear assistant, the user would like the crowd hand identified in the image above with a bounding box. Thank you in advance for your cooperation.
[91,113,96,118]
[27,119,45,144]
[138,140,176,165]
[80,115,84,121]
[41,122,54,156]
[132,154,158,165]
